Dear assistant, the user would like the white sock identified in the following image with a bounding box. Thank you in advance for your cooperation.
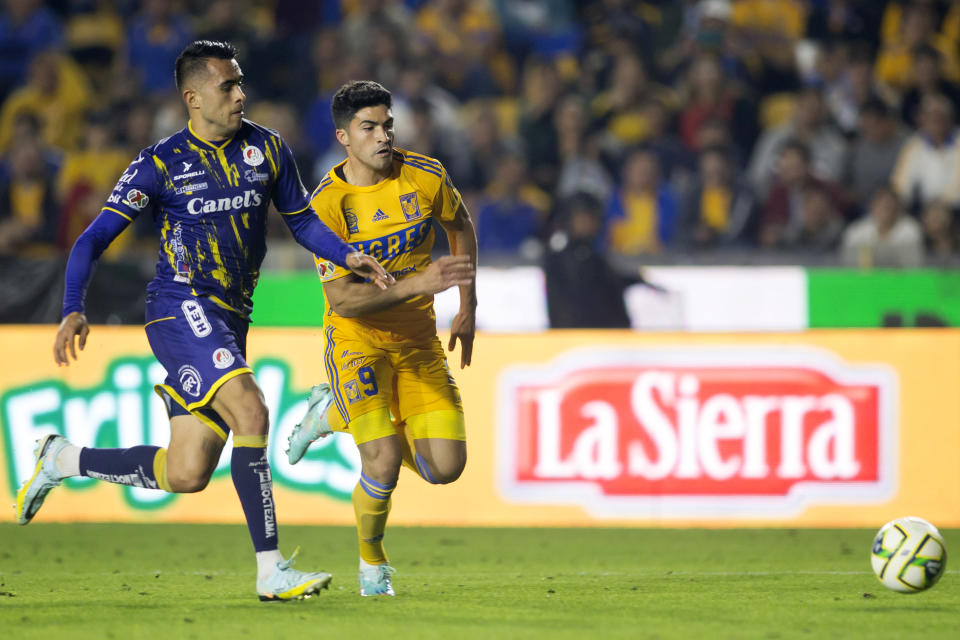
[54,445,81,478]
[256,550,283,581]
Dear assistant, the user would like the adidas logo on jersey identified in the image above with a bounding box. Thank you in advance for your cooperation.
[372,209,389,222]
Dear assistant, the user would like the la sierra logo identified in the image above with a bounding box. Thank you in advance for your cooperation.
[498,347,897,518]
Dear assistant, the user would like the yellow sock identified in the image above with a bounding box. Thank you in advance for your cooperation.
[353,472,396,564]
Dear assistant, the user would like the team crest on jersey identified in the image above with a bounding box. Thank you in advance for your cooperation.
[399,192,421,221]
[372,208,389,222]
[124,189,149,209]
[316,260,337,281]
[212,347,235,369]
[344,207,359,234]
[243,145,265,166]
[178,365,203,397]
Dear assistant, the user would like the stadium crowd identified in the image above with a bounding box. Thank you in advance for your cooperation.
[1,0,960,270]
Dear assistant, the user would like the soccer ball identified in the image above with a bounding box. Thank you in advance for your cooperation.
[870,516,947,593]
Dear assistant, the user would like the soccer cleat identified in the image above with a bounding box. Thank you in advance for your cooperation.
[286,384,334,464]
[358,559,396,596]
[15,434,70,525]
[257,547,333,602]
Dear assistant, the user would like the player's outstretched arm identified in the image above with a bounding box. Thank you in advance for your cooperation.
[282,212,394,289]
[438,202,478,368]
[53,312,90,366]
[324,255,474,318]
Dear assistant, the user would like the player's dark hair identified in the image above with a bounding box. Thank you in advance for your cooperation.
[174,40,238,91]
[331,80,392,129]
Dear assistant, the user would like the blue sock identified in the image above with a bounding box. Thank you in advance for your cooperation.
[231,443,279,552]
[79,446,164,489]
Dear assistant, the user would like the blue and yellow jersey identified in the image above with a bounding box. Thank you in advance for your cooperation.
[311,148,462,343]
[103,119,311,316]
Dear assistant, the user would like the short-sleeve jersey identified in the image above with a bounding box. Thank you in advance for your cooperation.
[310,148,462,343]
[104,119,311,317]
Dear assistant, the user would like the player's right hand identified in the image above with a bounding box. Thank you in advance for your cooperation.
[418,255,475,296]
[53,312,90,366]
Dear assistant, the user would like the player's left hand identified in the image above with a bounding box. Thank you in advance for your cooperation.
[448,309,475,368]
[346,251,395,290]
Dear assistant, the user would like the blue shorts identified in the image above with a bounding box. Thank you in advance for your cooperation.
[144,294,252,440]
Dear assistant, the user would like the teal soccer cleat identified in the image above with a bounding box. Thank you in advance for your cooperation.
[15,434,70,525]
[286,384,334,464]
[257,548,333,602]
[359,559,396,596]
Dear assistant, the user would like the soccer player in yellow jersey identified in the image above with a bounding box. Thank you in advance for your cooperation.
[285,80,477,596]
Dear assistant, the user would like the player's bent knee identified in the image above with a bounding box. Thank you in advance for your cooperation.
[166,469,211,493]
[426,458,466,484]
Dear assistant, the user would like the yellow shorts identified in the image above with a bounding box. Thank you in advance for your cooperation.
[323,325,464,444]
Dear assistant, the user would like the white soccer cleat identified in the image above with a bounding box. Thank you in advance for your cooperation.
[358,559,396,596]
[286,384,334,464]
[15,434,70,525]
[256,547,333,602]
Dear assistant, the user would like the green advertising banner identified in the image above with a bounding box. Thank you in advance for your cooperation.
[807,269,960,328]
[250,272,325,327]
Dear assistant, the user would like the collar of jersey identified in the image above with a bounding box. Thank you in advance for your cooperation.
[186,120,236,150]
[329,157,397,192]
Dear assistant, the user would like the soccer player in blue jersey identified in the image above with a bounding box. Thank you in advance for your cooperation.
[14,41,393,602]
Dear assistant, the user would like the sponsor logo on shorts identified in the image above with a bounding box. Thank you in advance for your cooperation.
[316,260,336,281]
[243,145,265,166]
[212,348,235,369]
[344,380,362,404]
[178,365,203,397]
[124,189,149,209]
[244,169,269,183]
[344,358,364,371]
[174,182,208,194]
[181,300,212,337]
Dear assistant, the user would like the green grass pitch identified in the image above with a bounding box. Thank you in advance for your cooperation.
[0,524,957,639]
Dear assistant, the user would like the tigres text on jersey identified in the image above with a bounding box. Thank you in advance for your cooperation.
[310,148,462,343]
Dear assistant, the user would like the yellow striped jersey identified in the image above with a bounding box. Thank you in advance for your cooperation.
[311,148,462,343]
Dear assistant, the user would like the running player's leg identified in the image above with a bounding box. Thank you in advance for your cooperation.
[395,338,467,485]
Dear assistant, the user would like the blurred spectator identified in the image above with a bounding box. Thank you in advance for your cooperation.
[458,102,517,194]
[841,185,924,267]
[56,112,128,202]
[553,93,613,202]
[0,0,63,102]
[399,97,466,180]
[640,97,694,186]
[545,191,631,328]
[492,0,578,61]
[391,60,463,151]
[606,146,677,256]
[580,0,655,69]
[474,151,548,255]
[821,43,883,137]
[804,1,884,45]
[341,0,416,60]
[677,52,756,157]
[660,0,736,78]
[591,52,661,152]
[63,0,125,98]
[748,86,847,198]
[0,50,91,152]
[891,92,960,211]
[846,97,907,206]
[758,139,845,248]
[728,0,806,95]
[899,44,960,128]
[124,0,193,96]
[781,183,844,253]
[518,56,563,192]
[680,144,755,248]
[414,0,514,99]
[921,199,957,260]
[0,136,58,255]
[875,3,960,93]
